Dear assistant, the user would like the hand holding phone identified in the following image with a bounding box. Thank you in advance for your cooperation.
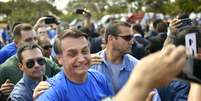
[75,9,91,18]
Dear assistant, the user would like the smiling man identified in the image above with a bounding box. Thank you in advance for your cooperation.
[36,28,113,101]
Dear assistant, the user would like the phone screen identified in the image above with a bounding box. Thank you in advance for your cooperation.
[180,32,201,83]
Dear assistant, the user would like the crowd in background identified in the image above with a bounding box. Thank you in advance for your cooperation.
[0,9,200,101]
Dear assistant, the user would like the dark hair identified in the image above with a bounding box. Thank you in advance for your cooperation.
[177,13,189,19]
[104,21,131,43]
[57,28,88,54]
[13,23,33,42]
[153,19,163,29]
[45,15,59,25]
[53,37,60,55]
[132,24,144,36]
[156,22,168,33]
[17,43,43,63]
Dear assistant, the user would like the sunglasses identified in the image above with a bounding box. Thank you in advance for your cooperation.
[118,35,133,41]
[25,57,46,69]
[42,45,52,50]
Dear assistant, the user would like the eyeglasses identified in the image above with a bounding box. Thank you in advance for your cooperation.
[25,57,46,69]
[42,45,52,50]
[118,35,133,41]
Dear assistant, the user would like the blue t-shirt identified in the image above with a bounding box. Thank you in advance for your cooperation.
[36,69,114,101]
[0,42,17,64]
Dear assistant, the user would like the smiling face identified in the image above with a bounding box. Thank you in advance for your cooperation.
[59,36,91,78]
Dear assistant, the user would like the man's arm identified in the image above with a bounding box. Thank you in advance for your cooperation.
[45,58,61,77]
[188,83,201,101]
[163,19,180,47]
[114,44,186,101]
[0,48,8,64]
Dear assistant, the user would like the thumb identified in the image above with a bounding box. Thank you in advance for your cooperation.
[145,91,155,101]
[5,79,11,83]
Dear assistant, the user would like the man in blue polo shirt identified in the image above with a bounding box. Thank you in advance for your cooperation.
[0,23,36,64]
[90,21,161,100]
[36,28,113,101]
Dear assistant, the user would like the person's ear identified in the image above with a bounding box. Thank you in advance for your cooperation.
[57,55,63,65]
[18,63,24,72]
[108,35,116,43]
[14,40,20,48]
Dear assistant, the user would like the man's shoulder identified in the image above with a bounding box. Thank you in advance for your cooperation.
[47,71,64,86]
[123,54,139,70]
[37,72,64,101]
[9,79,27,101]
[0,56,19,71]
[0,42,15,50]
[0,42,16,55]
[88,69,103,76]
[124,54,139,63]
[1,56,18,66]
[88,69,107,82]
[12,78,26,92]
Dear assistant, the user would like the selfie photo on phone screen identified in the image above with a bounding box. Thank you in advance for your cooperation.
[182,32,201,83]
[172,25,201,84]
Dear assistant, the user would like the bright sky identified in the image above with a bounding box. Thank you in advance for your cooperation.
[0,0,69,13]
[0,0,9,2]
[53,0,69,13]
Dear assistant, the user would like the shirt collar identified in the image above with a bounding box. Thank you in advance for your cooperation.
[98,50,132,72]
[23,74,41,91]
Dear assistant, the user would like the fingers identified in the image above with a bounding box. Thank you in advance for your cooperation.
[145,91,155,101]
[33,90,45,100]
[33,81,49,99]
[1,89,13,95]
[170,19,180,26]
[34,81,49,92]
[161,44,176,56]
[90,54,102,65]
[0,80,15,95]
[5,79,11,83]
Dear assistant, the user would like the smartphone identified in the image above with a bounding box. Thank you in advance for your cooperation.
[176,18,192,31]
[178,32,201,83]
[45,17,57,24]
[75,9,85,15]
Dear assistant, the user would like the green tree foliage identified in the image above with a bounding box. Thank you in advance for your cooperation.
[0,0,62,25]
[65,0,128,20]
[142,0,201,16]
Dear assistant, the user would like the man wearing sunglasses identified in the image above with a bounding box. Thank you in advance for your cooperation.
[90,21,161,100]
[0,24,60,100]
[38,36,60,67]
[38,36,52,58]
[8,44,46,100]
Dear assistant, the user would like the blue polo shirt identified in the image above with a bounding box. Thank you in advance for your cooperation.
[90,50,161,101]
[0,42,17,64]
[36,69,114,101]
[90,50,139,93]
[8,74,40,101]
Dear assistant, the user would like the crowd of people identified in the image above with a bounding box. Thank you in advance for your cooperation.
[0,9,200,101]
